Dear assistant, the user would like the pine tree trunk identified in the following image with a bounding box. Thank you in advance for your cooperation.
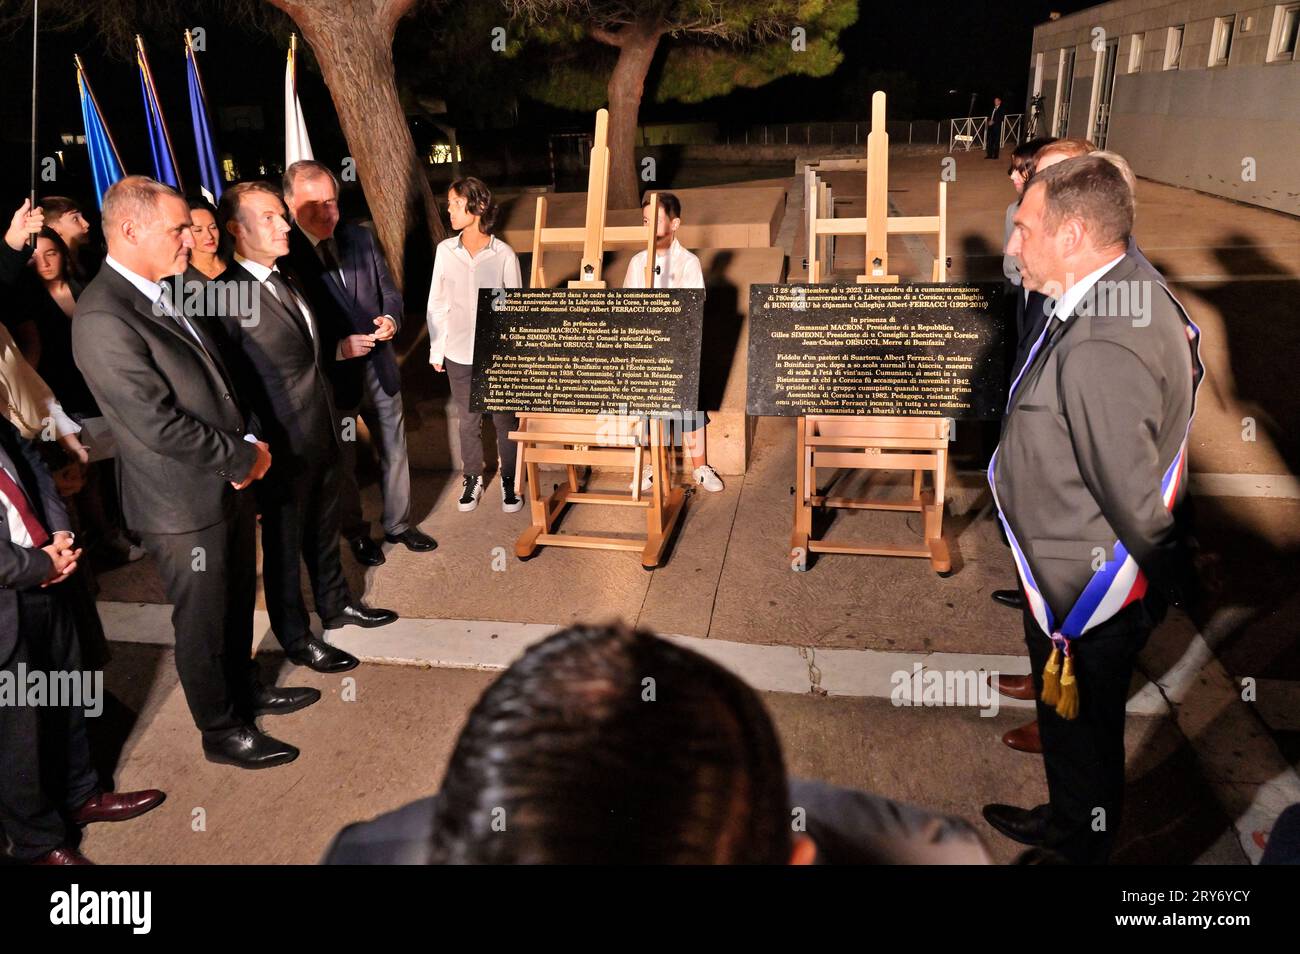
[605,30,661,210]
[270,0,443,291]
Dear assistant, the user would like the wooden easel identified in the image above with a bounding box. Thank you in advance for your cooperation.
[792,91,952,575]
[512,109,686,568]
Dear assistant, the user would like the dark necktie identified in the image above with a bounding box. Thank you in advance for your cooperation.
[264,270,311,338]
[0,465,51,548]
[319,238,345,289]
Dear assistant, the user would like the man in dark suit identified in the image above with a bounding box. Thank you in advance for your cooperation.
[210,182,396,674]
[986,96,1007,160]
[281,160,435,567]
[983,156,1202,863]
[0,416,165,864]
[72,176,315,771]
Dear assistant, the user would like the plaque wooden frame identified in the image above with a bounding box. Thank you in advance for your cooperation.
[791,91,953,575]
[511,413,685,569]
[512,109,685,568]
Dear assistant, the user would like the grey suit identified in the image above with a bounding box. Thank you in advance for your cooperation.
[992,250,1202,863]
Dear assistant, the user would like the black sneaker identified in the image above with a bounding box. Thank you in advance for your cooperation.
[501,475,523,513]
[458,474,483,512]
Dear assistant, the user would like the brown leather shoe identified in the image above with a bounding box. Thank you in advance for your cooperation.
[70,789,166,826]
[32,846,94,865]
[989,672,1037,701]
[1002,720,1042,754]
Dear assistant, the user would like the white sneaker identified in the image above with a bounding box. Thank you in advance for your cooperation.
[693,464,724,492]
[628,467,653,493]
[501,475,524,514]
[457,474,483,512]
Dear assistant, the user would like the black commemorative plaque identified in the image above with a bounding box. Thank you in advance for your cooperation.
[469,287,704,414]
[746,282,1007,418]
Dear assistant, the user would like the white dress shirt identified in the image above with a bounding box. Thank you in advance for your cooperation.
[235,254,318,342]
[425,233,522,367]
[1049,252,1127,323]
[623,238,704,289]
[106,255,208,349]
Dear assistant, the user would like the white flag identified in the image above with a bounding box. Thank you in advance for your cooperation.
[284,37,314,167]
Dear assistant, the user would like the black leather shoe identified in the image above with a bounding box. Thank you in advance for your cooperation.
[384,528,437,552]
[349,535,386,567]
[287,635,359,673]
[251,683,321,716]
[202,726,299,769]
[991,588,1025,609]
[982,803,1050,846]
[322,603,397,630]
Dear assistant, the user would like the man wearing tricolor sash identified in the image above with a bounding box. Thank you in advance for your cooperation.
[982,155,1204,864]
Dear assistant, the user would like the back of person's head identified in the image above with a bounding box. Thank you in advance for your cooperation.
[1090,149,1138,204]
[1031,155,1133,251]
[1009,137,1057,180]
[217,180,284,232]
[428,622,793,864]
[643,191,682,221]
[101,176,181,241]
[1031,138,1097,177]
[40,195,82,223]
[448,177,497,234]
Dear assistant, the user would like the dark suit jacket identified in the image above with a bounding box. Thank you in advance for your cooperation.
[994,250,1202,621]
[203,261,340,475]
[70,263,258,535]
[320,780,991,865]
[0,416,73,666]
[284,223,403,407]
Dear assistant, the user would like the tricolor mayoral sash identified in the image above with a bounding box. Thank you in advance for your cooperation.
[988,278,1204,719]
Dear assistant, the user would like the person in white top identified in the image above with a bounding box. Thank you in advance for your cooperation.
[623,192,722,493]
[426,177,524,513]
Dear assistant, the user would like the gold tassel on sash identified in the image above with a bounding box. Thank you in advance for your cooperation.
[1055,655,1079,720]
[1040,646,1062,706]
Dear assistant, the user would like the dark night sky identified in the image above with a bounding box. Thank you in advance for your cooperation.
[0,0,1100,206]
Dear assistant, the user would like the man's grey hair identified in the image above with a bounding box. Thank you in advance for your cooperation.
[102,176,182,235]
[283,160,340,201]
[1032,155,1134,250]
[1091,149,1138,205]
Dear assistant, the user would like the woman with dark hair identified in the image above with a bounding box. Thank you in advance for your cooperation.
[425,176,523,514]
[187,195,228,279]
[1002,137,1057,287]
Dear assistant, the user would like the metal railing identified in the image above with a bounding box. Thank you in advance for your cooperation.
[947,114,1024,152]
[723,120,945,147]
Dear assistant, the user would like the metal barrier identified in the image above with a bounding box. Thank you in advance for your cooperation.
[947,114,1023,153]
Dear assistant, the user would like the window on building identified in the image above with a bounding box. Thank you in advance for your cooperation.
[1164,25,1184,69]
[1269,4,1300,61]
[1129,33,1145,73]
[1209,15,1236,66]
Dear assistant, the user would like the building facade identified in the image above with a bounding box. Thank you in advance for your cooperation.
[1028,1,1300,215]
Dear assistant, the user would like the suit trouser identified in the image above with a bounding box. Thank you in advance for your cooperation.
[1024,598,1157,864]
[444,359,517,479]
[338,361,413,539]
[258,457,351,652]
[142,494,258,741]
[0,590,100,860]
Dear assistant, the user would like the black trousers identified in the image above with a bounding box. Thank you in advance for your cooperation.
[141,493,258,740]
[0,590,100,860]
[986,121,1003,158]
[1024,598,1159,864]
[257,456,351,652]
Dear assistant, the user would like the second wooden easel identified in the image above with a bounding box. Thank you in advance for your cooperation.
[512,109,686,568]
[791,91,952,575]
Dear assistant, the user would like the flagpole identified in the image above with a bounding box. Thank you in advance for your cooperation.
[136,34,184,189]
[75,54,126,175]
[29,0,39,243]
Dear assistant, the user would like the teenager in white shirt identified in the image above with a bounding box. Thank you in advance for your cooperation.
[426,177,524,513]
[623,192,722,493]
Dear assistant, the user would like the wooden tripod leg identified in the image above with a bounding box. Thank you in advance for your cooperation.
[791,417,811,571]
[925,444,951,574]
[515,452,546,558]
